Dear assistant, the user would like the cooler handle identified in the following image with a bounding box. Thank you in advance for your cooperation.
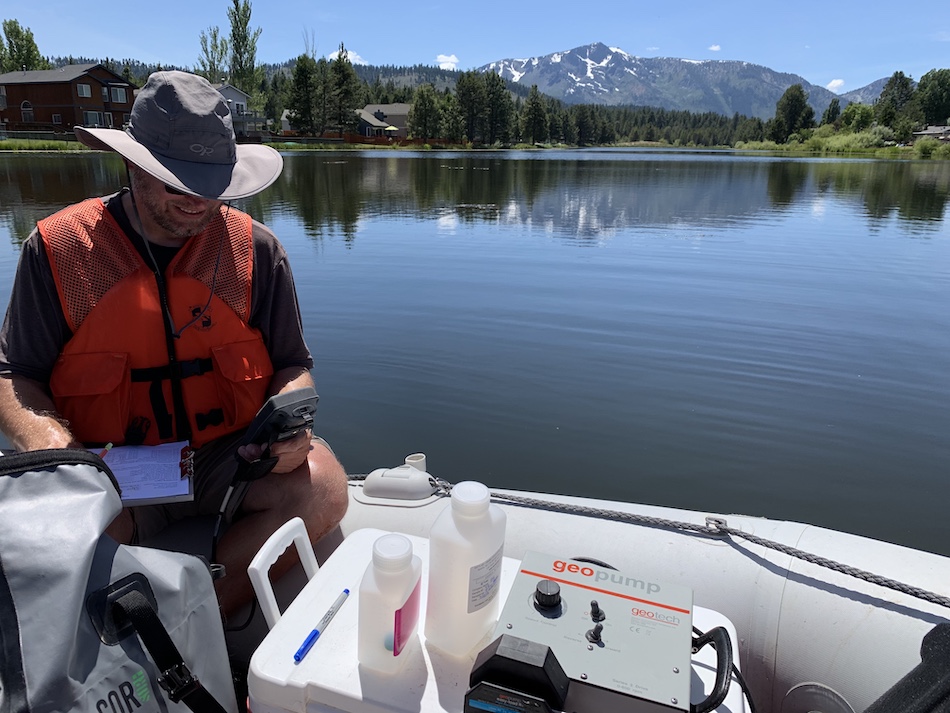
[247,517,320,629]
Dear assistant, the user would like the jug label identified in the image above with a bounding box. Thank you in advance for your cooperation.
[393,578,422,656]
[468,544,504,613]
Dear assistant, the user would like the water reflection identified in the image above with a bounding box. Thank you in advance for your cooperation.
[2,151,948,245]
[1,150,948,555]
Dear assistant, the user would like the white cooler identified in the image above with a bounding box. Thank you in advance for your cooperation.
[247,527,747,713]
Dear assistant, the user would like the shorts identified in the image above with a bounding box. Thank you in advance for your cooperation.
[130,432,332,544]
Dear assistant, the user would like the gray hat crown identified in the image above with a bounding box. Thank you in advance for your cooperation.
[128,72,237,167]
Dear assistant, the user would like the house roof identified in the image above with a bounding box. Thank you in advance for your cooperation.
[212,82,251,100]
[0,63,130,85]
[363,103,411,116]
[913,125,950,135]
[356,109,390,128]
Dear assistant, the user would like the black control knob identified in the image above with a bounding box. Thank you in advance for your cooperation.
[535,579,561,609]
[590,600,605,622]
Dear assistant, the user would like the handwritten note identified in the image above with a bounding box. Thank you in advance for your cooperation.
[99,441,194,506]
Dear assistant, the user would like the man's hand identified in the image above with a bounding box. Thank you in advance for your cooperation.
[237,427,312,474]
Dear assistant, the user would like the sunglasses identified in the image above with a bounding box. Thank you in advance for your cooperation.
[164,183,190,196]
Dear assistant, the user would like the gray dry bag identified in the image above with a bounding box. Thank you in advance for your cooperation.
[0,448,238,713]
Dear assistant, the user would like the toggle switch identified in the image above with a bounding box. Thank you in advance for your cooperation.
[585,623,604,644]
[590,600,605,622]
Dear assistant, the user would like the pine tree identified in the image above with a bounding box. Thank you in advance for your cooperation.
[227,0,262,94]
[917,69,950,125]
[329,43,362,136]
[769,84,815,143]
[288,54,318,134]
[455,71,486,143]
[521,85,548,144]
[408,83,441,140]
[820,98,841,126]
[483,72,513,145]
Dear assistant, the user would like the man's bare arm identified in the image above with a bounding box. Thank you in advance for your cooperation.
[0,375,79,450]
[266,365,313,397]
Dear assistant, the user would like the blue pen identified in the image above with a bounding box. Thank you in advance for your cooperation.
[293,588,350,663]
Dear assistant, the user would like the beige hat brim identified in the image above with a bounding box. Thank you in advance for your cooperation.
[75,126,283,201]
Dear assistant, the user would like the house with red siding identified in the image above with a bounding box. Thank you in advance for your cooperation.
[0,64,134,132]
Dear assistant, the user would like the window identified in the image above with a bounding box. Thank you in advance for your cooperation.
[105,112,113,128]
[83,110,103,126]
[102,86,109,101]
[111,87,127,103]
[235,102,246,116]
[52,113,62,124]
[0,86,6,111]
[77,83,91,98]
[20,101,34,123]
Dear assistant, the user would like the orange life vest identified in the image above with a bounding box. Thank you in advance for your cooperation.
[39,198,273,447]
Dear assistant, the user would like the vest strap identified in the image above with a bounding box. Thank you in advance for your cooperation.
[130,358,214,382]
[149,380,174,441]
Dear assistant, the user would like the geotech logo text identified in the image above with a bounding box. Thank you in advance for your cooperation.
[631,607,681,626]
[552,559,661,595]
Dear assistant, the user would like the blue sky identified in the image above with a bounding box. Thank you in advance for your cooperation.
[9,2,950,94]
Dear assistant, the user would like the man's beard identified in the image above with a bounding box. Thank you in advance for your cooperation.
[130,172,218,239]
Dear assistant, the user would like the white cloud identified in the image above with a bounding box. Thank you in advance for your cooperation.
[646,46,660,52]
[826,79,845,93]
[437,53,459,70]
[327,49,368,65]
[708,44,721,52]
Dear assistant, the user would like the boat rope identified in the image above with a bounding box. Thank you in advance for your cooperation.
[350,473,950,610]
[481,487,950,611]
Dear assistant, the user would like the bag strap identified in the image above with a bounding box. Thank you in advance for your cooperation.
[111,589,229,713]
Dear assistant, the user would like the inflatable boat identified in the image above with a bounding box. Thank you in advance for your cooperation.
[243,454,950,713]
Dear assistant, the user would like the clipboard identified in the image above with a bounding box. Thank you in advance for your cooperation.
[98,441,195,506]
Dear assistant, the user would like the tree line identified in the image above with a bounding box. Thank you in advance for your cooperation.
[763,70,950,146]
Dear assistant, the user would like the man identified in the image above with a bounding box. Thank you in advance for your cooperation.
[0,71,348,617]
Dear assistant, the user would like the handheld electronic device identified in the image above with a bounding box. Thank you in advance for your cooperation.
[242,386,319,448]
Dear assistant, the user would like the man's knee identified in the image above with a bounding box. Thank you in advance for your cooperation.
[303,441,349,532]
[246,440,348,536]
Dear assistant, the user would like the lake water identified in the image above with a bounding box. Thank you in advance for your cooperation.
[2,149,949,556]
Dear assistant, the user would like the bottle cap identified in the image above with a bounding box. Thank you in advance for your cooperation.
[372,533,413,571]
[450,481,490,516]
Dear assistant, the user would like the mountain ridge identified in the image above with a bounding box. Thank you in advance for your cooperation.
[477,42,881,120]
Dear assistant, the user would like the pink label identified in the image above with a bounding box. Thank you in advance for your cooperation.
[393,579,422,656]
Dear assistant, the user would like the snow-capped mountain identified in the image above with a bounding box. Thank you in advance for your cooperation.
[479,42,849,120]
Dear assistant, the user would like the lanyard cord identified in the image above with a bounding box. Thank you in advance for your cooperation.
[127,189,231,339]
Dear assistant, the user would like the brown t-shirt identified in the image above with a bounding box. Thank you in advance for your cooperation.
[0,190,313,382]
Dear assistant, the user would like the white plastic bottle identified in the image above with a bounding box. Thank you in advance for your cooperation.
[358,533,423,675]
[424,481,507,658]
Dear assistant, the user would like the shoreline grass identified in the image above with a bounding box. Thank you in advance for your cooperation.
[3,135,949,159]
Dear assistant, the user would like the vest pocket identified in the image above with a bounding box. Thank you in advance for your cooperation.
[50,352,130,444]
[210,339,273,430]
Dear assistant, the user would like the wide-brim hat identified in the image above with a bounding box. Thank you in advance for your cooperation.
[75,70,282,200]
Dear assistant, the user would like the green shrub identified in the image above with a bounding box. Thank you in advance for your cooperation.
[915,137,941,158]
[803,135,826,152]
[868,125,895,145]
